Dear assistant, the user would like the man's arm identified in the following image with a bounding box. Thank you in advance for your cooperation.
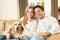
[36,32,51,37]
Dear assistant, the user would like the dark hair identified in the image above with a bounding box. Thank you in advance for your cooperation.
[34,5,44,11]
[58,20,60,22]
[58,7,60,11]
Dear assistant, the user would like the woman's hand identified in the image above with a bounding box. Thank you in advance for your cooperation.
[21,22,30,31]
[18,35,23,39]
[6,33,10,40]
[21,22,26,30]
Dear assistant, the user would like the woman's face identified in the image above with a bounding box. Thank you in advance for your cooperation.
[27,8,34,18]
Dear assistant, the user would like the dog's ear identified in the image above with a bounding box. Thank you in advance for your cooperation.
[18,21,24,31]
[21,25,24,31]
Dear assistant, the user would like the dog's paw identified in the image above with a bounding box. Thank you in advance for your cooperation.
[18,35,23,39]
[6,33,10,40]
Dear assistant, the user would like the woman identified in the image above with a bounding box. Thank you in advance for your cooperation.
[20,6,38,40]
[0,6,38,40]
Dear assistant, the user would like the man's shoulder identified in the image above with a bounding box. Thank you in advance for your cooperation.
[48,16,57,20]
[47,16,58,22]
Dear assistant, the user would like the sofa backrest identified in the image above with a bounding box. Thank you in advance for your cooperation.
[0,20,5,31]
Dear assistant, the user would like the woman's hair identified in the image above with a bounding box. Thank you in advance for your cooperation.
[23,6,35,24]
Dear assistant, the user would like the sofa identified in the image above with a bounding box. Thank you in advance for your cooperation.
[0,20,60,40]
[0,20,15,34]
[46,33,60,40]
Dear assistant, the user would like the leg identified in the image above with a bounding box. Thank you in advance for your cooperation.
[22,36,31,40]
[31,35,45,40]
[0,35,6,40]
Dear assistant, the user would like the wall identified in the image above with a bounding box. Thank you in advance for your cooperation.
[58,0,60,7]
[0,0,20,20]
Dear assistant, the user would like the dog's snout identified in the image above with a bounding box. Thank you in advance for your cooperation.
[16,27,19,30]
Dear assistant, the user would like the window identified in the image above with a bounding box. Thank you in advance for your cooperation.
[28,0,51,17]
[28,0,44,7]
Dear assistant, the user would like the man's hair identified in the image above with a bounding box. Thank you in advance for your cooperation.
[58,20,60,22]
[34,5,44,11]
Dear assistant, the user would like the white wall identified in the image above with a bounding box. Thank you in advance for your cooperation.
[0,0,20,20]
[44,0,51,16]
[58,0,60,7]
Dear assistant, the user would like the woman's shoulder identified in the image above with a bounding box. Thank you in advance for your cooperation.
[31,18,38,23]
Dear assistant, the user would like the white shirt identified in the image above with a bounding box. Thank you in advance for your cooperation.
[22,19,38,37]
[19,17,38,37]
[37,16,60,35]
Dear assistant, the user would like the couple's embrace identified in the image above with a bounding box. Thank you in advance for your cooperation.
[0,5,60,40]
[19,5,60,40]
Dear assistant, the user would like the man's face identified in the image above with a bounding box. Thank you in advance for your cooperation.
[35,8,45,19]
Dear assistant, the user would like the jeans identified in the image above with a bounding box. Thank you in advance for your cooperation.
[0,35,19,40]
[22,35,46,40]
[0,35,45,40]
[30,35,46,40]
[0,35,6,40]
[22,36,31,40]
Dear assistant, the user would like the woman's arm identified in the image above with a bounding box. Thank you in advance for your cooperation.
[21,23,30,31]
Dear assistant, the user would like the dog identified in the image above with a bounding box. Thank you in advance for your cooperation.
[13,21,24,34]
[6,21,24,39]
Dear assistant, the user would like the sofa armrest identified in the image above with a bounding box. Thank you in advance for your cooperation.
[0,21,5,31]
[46,33,60,40]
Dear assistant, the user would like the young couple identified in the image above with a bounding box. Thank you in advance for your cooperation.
[20,5,60,40]
[0,5,60,40]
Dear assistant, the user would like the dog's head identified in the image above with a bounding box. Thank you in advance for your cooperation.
[13,21,24,34]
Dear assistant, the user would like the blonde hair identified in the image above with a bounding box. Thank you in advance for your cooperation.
[23,6,35,24]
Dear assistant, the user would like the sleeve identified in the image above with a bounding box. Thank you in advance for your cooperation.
[49,17,60,35]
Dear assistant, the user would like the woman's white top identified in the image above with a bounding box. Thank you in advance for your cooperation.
[22,19,38,37]
[19,17,38,37]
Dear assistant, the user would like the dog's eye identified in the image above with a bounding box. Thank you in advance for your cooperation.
[15,24,17,25]
[19,23,21,25]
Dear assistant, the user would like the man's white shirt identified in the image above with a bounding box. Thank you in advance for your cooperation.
[37,16,60,35]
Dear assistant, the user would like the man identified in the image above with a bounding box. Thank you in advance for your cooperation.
[31,5,60,40]
[58,20,60,26]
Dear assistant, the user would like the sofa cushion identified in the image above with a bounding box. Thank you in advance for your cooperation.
[5,20,15,31]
